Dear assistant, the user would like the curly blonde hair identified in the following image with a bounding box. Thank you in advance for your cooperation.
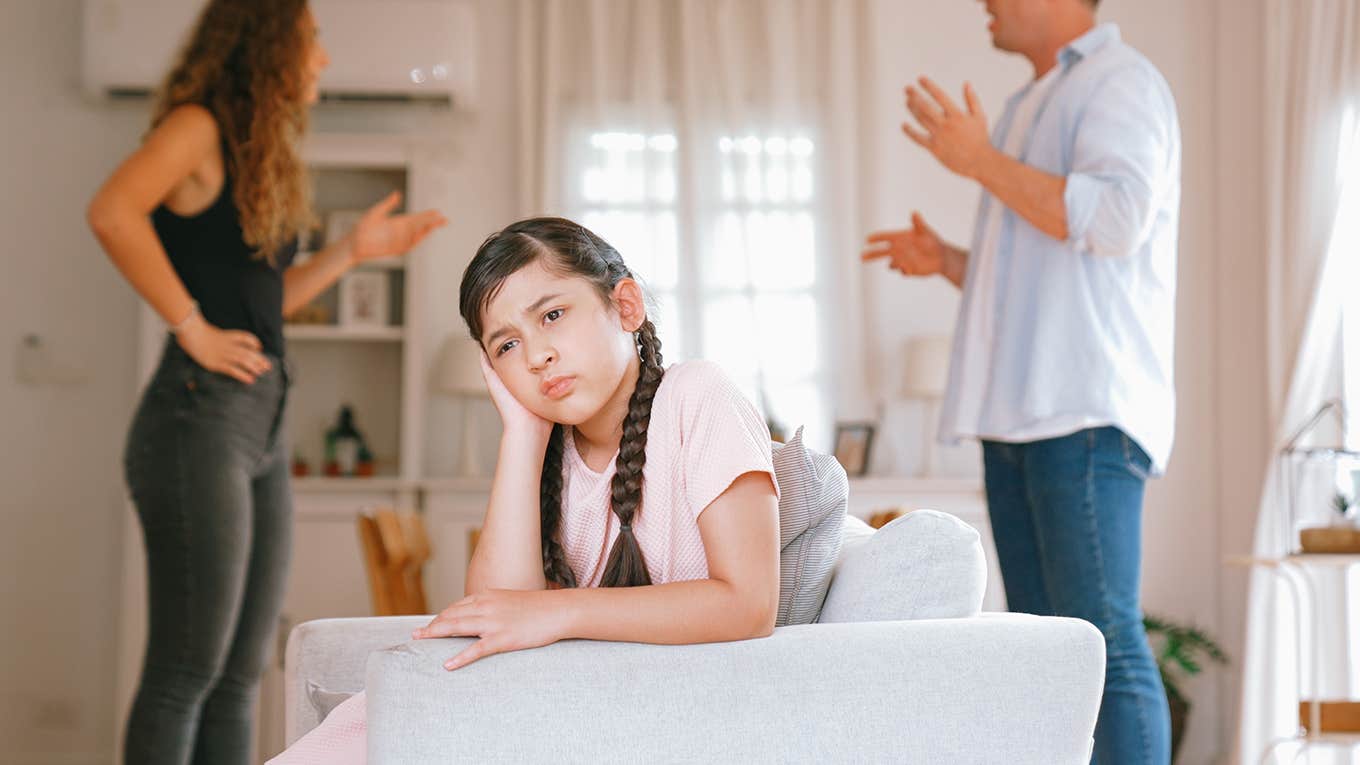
[151,0,314,261]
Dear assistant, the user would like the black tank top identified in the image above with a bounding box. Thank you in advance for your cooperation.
[152,160,298,357]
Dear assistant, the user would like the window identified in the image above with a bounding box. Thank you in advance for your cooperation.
[565,121,830,443]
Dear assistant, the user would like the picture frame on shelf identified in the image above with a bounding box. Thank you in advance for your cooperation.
[324,209,365,248]
[833,422,875,477]
[338,271,388,328]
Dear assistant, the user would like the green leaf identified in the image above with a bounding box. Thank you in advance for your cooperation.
[1143,612,1231,685]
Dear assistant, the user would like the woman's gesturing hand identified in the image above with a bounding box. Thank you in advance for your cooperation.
[346,191,447,265]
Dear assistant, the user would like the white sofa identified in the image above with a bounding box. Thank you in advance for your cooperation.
[282,513,1105,763]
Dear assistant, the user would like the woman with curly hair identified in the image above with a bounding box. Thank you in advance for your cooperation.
[87,2,445,761]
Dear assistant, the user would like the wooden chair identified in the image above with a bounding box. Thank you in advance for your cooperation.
[867,508,906,529]
[356,507,431,616]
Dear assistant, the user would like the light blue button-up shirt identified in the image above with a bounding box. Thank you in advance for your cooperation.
[938,24,1181,473]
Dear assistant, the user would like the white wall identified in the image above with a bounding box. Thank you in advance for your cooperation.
[1210,1,1271,762]
[0,2,144,762]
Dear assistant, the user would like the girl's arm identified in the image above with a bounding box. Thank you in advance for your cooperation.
[419,470,780,669]
[88,104,272,384]
[282,191,445,317]
[281,236,353,318]
[462,429,552,593]
[463,353,555,594]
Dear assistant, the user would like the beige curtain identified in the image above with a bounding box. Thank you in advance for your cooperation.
[1238,1,1360,761]
[513,0,870,447]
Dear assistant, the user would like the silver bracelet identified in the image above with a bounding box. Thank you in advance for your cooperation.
[169,301,200,334]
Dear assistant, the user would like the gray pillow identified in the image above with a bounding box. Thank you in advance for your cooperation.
[818,509,986,623]
[772,427,848,626]
[307,680,356,722]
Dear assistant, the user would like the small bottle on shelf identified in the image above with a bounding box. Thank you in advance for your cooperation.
[324,405,369,477]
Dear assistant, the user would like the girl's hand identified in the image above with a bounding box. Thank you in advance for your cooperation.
[176,314,271,384]
[480,352,553,444]
[412,589,570,670]
[346,191,447,265]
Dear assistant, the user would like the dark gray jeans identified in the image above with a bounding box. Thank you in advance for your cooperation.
[123,336,292,765]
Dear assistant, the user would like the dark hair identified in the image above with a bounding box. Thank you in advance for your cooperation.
[459,217,664,588]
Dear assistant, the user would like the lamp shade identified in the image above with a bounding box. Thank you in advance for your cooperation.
[901,335,952,399]
[435,335,488,396]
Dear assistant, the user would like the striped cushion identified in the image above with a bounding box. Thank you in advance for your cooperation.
[771,427,848,626]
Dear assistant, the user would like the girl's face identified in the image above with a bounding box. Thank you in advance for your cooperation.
[300,7,330,105]
[478,261,645,427]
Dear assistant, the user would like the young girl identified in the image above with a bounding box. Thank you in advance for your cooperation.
[88,2,444,761]
[272,217,780,762]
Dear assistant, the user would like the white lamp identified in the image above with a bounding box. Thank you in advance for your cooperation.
[435,335,490,477]
[901,335,952,478]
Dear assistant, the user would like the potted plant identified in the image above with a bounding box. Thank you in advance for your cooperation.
[1332,491,1355,526]
[1143,614,1229,763]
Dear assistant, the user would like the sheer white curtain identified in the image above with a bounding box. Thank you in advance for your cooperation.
[1238,1,1360,761]
[514,0,868,448]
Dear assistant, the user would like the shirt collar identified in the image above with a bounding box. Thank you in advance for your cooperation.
[1059,23,1121,69]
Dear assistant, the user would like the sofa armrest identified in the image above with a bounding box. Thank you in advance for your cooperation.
[364,613,1103,764]
[283,615,430,746]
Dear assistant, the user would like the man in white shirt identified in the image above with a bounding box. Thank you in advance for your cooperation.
[862,1,1179,763]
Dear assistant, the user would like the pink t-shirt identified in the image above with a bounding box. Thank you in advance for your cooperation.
[559,360,777,587]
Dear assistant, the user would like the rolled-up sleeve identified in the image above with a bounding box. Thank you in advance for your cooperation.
[1064,64,1178,257]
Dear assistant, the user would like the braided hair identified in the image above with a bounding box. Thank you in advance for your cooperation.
[459,217,665,588]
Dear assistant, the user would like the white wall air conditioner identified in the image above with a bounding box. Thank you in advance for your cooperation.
[82,0,477,107]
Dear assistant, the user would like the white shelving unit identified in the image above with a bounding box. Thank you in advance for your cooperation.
[255,132,455,756]
[282,132,434,504]
[283,324,406,342]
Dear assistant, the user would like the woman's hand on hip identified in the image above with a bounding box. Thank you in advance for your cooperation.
[176,314,271,384]
[412,589,570,670]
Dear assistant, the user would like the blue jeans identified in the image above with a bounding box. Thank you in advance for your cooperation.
[122,337,293,764]
[982,426,1170,765]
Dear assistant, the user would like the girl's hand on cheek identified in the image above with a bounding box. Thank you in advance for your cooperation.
[480,352,553,444]
[411,589,571,670]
